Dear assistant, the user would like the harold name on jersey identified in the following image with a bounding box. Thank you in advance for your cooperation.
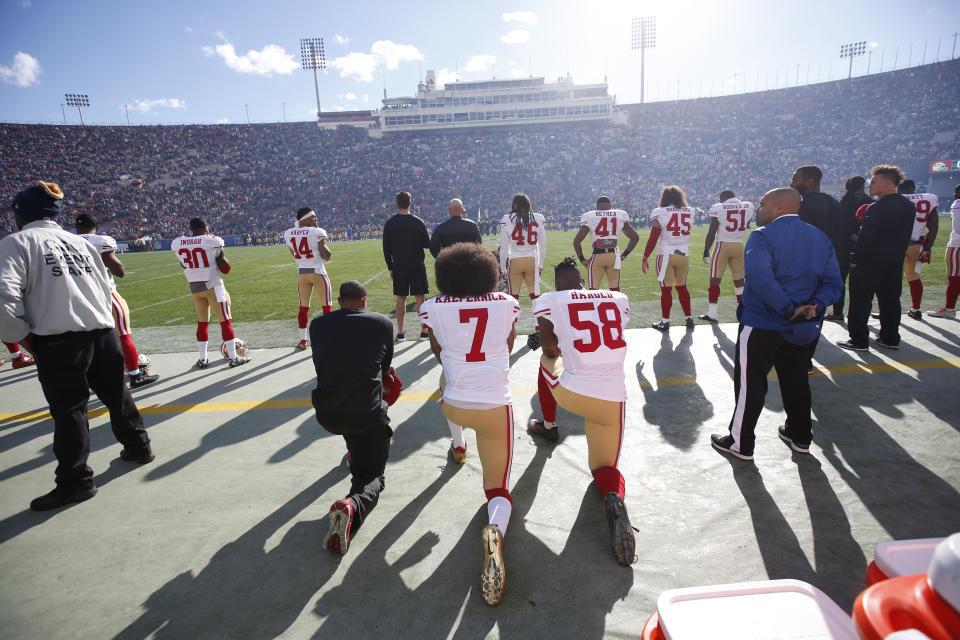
[569,291,615,299]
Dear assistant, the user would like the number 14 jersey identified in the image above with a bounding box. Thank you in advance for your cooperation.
[533,289,630,402]
[282,226,329,273]
[419,292,520,407]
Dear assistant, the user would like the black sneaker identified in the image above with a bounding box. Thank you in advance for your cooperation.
[710,433,753,461]
[907,309,922,320]
[651,320,670,332]
[836,340,868,352]
[120,447,156,464]
[685,317,695,329]
[823,313,844,323]
[129,371,160,389]
[778,426,810,454]
[419,330,430,341]
[228,356,250,368]
[698,313,718,322]
[196,358,209,369]
[394,332,405,344]
[873,337,899,350]
[526,332,541,351]
[603,492,636,567]
[527,419,558,442]
[30,485,98,511]
[870,313,881,319]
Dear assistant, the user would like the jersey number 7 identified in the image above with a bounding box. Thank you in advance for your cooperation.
[459,308,489,362]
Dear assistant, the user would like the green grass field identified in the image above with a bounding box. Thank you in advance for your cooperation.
[117,226,951,333]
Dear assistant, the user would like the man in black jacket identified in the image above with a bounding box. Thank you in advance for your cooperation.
[310,280,395,555]
[430,198,482,258]
[838,165,916,351]
[382,191,430,342]
[830,176,873,320]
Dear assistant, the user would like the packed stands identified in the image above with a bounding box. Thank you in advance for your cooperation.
[1,60,958,242]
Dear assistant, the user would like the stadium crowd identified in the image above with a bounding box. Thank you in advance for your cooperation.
[1,60,957,242]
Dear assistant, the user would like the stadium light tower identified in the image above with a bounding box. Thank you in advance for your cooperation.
[300,37,326,117]
[631,16,656,103]
[65,93,90,126]
[840,41,867,79]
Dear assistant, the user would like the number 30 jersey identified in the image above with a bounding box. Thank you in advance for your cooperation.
[708,198,755,243]
[419,292,520,407]
[171,234,225,283]
[282,226,329,273]
[533,289,630,402]
[498,212,546,271]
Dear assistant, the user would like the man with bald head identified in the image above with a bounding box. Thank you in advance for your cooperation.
[711,187,842,462]
[430,198,483,258]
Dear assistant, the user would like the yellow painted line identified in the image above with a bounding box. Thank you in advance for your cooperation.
[1,359,957,425]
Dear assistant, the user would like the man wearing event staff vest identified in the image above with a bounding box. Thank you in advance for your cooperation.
[171,218,249,368]
[700,190,755,321]
[574,196,640,292]
[282,206,332,350]
[528,257,636,568]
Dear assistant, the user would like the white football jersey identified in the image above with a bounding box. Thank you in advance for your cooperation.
[419,292,520,407]
[580,209,630,248]
[650,206,695,252]
[708,198,755,242]
[498,212,546,270]
[79,232,119,290]
[533,289,630,402]
[171,234,224,283]
[904,193,939,242]
[948,199,960,248]
[282,226,329,273]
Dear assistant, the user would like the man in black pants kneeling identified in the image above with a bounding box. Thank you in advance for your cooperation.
[310,280,401,554]
[0,182,154,511]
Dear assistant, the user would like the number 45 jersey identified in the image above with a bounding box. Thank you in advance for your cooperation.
[419,292,520,407]
[171,234,225,283]
[282,226,329,274]
[533,289,630,402]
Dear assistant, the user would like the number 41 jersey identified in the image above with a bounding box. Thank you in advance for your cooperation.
[533,289,630,402]
[419,292,520,407]
[282,226,329,273]
[171,234,225,283]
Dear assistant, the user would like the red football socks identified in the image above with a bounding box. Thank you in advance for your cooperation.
[322,305,332,315]
[909,279,923,309]
[537,367,558,422]
[660,286,673,318]
[196,322,209,342]
[708,285,721,304]
[677,285,692,316]
[220,320,235,342]
[593,466,625,498]
[118,333,139,372]
[947,276,960,309]
[298,306,309,329]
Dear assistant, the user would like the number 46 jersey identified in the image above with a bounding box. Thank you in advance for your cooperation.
[171,234,225,283]
[282,226,329,274]
[419,292,520,407]
[533,289,630,402]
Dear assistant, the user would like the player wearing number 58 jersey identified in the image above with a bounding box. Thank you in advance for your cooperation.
[642,186,696,330]
[282,207,332,350]
[528,257,636,567]
[574,196,640,291]
[420,243,520,606]
[171,218,248,368]
[498,193,545,300]
[700,191,755,321]
[897,180,939,319]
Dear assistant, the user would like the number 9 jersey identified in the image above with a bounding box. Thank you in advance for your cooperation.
[282,226,329,273]
[171,234,225,283]
[533,289,630,402]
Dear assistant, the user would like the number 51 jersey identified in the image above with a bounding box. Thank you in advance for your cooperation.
[533,289,630,402]
[282,226,329,274]
[171,234,225,283]
[419,292,520,407]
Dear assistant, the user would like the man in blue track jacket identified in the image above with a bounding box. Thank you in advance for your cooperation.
[711,187,843,461]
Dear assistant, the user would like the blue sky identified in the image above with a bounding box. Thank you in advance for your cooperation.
[1,0,958,125]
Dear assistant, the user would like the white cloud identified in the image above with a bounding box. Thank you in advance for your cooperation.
[334,32,350,45]
[465,54,496,72]
[0,52,42,87]
[501,29,530,44]
[345,92,357,100]
[434,68,459,86]
[129,98,186,113]
[869,41,879,48]
[215,118,230,124]
[202,41,298,75]
[185,26,193,32]
[502,11,538,25]
[362,94,369,103]
[330,40,423,82]
[19,0,31,8]
[509,68,525,78]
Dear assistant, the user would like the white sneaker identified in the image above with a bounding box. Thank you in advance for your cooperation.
[927,307,956,318]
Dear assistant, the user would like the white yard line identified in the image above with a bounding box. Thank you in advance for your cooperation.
[262,311,280,319]
[130,265,291,312]
[162,316,184,324]
[362,268,389,286]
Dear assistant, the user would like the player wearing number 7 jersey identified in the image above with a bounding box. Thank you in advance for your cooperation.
[419,242,520,606]
[282,207,333,350]
[642,186,696,330]
[573,196,640,291]
[700,191,755,321]
[498,193,546,300]
[528,257,636,567]
[171,218,248,368]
